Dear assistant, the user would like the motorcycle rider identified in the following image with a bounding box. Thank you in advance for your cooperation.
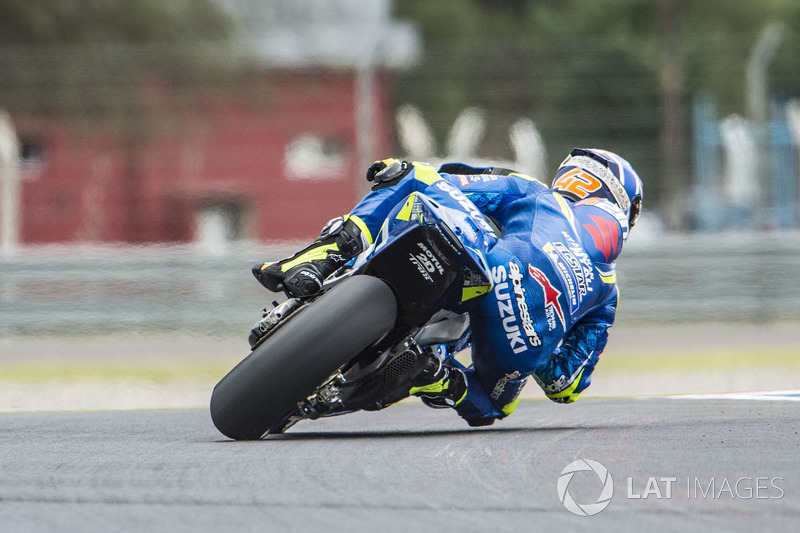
[254,148,643,427]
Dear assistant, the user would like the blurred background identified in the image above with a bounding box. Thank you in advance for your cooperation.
[1,0,799,350]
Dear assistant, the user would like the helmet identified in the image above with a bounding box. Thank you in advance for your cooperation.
[552,148,643,229]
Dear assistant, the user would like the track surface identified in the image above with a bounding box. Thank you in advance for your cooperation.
[1,398,798,532]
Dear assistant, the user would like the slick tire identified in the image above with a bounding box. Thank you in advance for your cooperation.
[210,275,397,440]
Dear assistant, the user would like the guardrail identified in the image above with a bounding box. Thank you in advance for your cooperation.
[1,233,799,336]
[617,231,800,323]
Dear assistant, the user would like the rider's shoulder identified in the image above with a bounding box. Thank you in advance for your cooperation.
[572,198,627,263]
[438,163,548,185]
[572,197,626,218]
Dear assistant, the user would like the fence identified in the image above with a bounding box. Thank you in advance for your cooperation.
[617,231,800,324]
[2,232,799,337]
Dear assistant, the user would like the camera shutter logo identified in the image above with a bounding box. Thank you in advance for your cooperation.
[557,459,614,516]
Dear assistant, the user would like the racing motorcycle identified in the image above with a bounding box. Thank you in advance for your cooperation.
[210,187,496,440]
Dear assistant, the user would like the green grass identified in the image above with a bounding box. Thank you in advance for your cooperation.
[0,355,242,384]
[1,346,798,385]
[601,346,800,373]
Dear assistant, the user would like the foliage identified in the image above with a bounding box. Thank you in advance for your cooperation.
[0,0,237,123]
[0,0,233,44]
[393,0,800,207]
[3,0,800,213]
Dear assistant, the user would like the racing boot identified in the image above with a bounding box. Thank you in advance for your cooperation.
[409,361,468,409]
[253,216,365,297]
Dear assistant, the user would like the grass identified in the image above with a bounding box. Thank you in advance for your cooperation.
[1,344,798,384]
[601,346,800,373]
[0,355,242,384]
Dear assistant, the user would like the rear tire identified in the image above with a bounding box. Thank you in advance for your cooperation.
[210,275,397,440]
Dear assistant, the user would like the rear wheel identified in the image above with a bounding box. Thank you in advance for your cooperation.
[210,275,397,440]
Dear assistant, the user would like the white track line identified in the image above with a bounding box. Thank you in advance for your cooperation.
[671,390,800,401]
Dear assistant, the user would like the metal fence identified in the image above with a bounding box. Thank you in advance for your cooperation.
[2,232,799,337]
[617,231,800,324]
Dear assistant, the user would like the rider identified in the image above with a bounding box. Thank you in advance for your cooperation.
[253,149,643,427]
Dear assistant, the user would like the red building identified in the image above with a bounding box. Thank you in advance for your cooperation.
[15,69,390,244]
[7,0,419,246]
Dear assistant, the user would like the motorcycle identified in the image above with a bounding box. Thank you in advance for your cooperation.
[210,186,496,440]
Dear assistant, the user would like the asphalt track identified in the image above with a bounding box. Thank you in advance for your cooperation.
[1,397,798,532]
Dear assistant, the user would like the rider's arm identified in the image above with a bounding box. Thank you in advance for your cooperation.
[347,160,448,245]
[350,159,544,245]
[437,163,547,220]
[531,289,617,404]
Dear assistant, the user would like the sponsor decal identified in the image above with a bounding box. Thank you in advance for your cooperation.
[467,174,498,183]
[542,233,595,312]
[408,253,433,282]
[577,197,629,240]
[583,214,620,262]
[562,232,594,272]
[540,373,569,395]
[416,241,444,275]
[408,241,445,283]
[508,261,539,346]
[528,265,565,331]
[456,174,499,185]
[295,269,321,286]
[492,263,542,354]
[490,370,521,400]
[543,243,577,310]
[435,181,497,236]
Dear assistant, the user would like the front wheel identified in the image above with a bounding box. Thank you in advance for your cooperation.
[210,275,397,440]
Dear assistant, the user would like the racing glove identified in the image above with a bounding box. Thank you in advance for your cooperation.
[366,158,413,190]
[532,321,609,403]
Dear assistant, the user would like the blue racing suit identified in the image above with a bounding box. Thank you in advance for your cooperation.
[345,161,625,425]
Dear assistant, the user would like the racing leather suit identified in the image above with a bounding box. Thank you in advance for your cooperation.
[345,161,624,425]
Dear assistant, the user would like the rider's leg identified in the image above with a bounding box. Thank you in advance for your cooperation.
[446,246,552,426]
[409,347,528,427]
[453,358,530,427]
[408,284,535,427]
[408,359,469,410]
[253,162,445,297]
[253,215,368,297]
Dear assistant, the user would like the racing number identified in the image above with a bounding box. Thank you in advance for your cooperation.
[553,169,603,199]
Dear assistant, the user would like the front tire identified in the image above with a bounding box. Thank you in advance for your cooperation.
[210,275,397,440]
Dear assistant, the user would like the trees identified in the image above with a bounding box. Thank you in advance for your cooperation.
[0,0,237,243]
[393,0,800,227]
[0,0,233,45]
[0,0,235,117]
